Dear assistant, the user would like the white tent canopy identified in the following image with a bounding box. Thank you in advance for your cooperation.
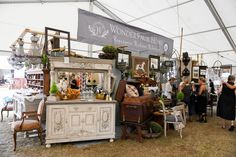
[0,0,235,66]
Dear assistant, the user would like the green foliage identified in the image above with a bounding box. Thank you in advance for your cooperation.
[160,95,165,102]
[149,121,163,133]
[177,91,185,101]
[41,54,48,65]
[50,82,58,94]
[102,45,117,54]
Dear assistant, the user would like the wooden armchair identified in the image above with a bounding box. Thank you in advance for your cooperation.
[11,99,45,151]
[1,97,13,122]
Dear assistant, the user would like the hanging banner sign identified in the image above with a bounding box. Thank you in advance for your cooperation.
[77,9,173,57]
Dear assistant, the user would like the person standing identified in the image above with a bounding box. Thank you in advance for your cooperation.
[76,76,80,89]
[70,74,78,89]
[217,75,236,131]
[164,77,175,99]
[209,79,215,94]
[179,77,193,121]
[197,77,208,123]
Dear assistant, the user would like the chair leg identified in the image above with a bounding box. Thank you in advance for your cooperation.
[13,131,17,151]
[38,128,43,145]
[211,106,213,117]
[7,111,9,117]
[164,122,167,137]
[1,109,3,122]
[180,129,183,139]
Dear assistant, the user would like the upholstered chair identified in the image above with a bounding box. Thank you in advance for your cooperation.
[11,99,45,151]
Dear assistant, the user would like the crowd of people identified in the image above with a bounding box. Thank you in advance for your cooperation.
[164,75,236,131]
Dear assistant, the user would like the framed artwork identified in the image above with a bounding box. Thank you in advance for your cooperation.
[132,56,149,77]
[115,50,131,70]
[192,66,199,79]
[149,55,160,71]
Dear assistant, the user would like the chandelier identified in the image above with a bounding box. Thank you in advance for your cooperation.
[8,33,42,70]
[212,60,222,77]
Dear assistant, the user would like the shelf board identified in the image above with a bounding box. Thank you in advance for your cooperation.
[27,84,44,88]
[27,79,44,81]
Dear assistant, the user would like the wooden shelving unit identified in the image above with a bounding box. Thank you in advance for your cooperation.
[26,70,44,89]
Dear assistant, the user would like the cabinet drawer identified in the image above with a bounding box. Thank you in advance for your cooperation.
[68,105,97,112]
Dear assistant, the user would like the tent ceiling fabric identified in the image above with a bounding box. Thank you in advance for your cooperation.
[0,0,92,4]
[0,0,235,66]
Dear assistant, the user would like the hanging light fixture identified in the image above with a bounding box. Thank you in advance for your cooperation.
[28,33,41,64]
[212,53,222,77]
[8,33,43,70]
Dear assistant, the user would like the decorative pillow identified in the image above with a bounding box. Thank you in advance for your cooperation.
[126,84,139,97]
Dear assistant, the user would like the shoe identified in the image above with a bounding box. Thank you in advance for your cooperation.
[228,126,235,131]
[221,125,226,129]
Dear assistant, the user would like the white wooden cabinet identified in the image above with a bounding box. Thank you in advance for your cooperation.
[45,100,116,147]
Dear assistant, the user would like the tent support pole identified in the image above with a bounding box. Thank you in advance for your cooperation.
[204,0,236,54]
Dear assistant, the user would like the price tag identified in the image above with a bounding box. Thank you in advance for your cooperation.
[64,57,69,63]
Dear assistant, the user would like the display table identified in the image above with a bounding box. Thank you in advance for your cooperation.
[13,93,44,120]
[45,99,116,147]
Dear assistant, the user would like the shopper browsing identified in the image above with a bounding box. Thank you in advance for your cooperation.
[217,75,236,131]
[164,77,176,99]
[197,77,208,123]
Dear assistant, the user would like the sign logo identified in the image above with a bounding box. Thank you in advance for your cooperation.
[163,43,169,52]
[88,22,109,38]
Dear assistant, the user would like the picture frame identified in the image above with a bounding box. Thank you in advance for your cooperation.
[132,56,149,77]
[115,50,131,70]
[149,55,160,71]
[192,66,199,79]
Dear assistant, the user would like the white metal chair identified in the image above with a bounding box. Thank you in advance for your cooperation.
[172,102,187,126]
[159,100,185,138]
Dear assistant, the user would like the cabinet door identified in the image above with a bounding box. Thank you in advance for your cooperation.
[67,112,83,136]
[82,111,97,136]
[98,105,114,134]
[47,106,67,139]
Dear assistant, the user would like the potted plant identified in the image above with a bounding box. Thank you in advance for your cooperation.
[125,70,133,81]
[24,61,30,70]
[41,54,49,69]
[99,45,117,59]
[47,81,59,101]
[177,91,184,102]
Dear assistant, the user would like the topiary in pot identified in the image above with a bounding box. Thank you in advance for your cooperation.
[50,82,58,96]
[47,81,59,101]
[100,45,117,59]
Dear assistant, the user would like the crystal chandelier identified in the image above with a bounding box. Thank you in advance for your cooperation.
[8,34,42,70]
[28,33,41,65]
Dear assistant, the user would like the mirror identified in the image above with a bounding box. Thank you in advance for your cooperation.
[116,49,131,70]
[56,71,105,92]
[149,55,160,71]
